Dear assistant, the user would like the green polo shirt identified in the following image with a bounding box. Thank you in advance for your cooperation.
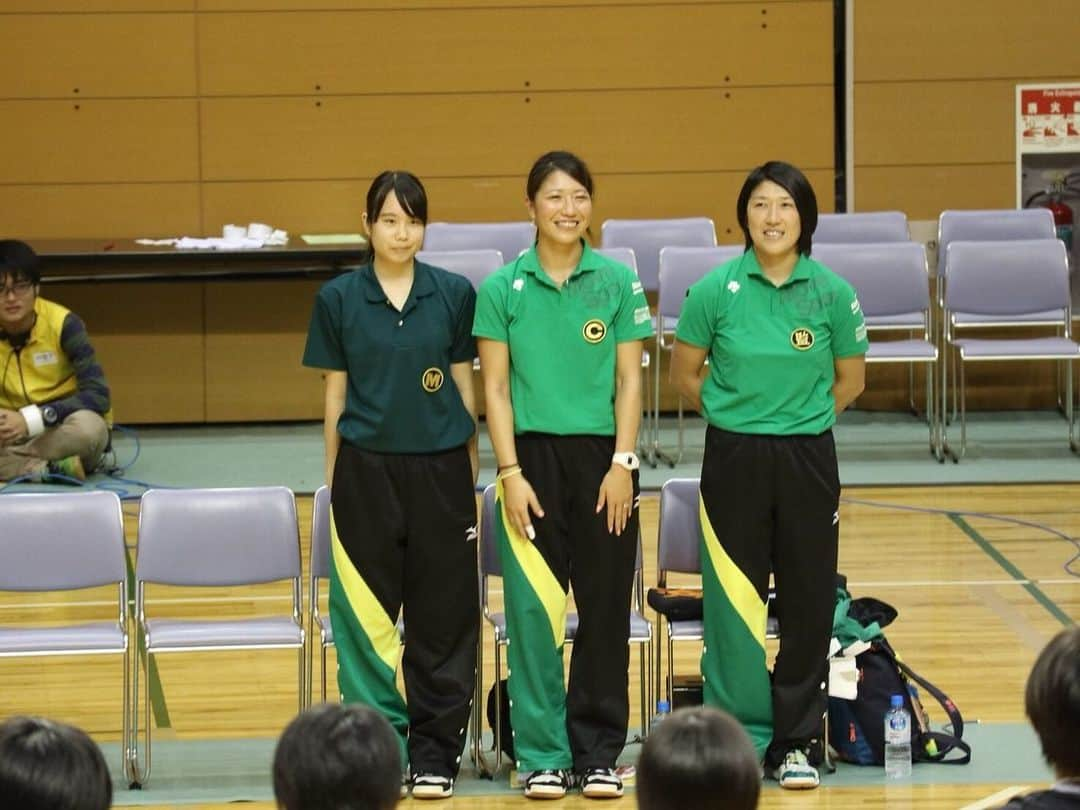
[676,250,868,435]
[303,261,477,453]
[473,242,653,435]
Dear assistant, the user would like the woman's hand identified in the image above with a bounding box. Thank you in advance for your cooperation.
[596,465,634,536]
[502,473,544,541]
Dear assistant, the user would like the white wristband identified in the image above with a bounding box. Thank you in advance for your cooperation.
[19,404,45,439]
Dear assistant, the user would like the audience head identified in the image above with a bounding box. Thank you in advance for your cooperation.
[636,706,760,810]
[0,715,112,810]
[273,702,402,810]
[0,239,41,289]
[1025,626,1080,778]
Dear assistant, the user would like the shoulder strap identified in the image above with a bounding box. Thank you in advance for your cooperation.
[879,641,972,765]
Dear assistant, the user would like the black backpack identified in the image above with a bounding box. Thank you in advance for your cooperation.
[829,598,972,766]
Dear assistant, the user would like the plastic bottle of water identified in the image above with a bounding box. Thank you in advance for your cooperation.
[884,694,913,779]
[650,700,671,735]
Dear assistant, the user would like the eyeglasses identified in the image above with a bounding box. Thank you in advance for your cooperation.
[0,280,34,297]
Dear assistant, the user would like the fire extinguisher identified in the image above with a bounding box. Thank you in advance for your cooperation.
[1027,178,1075,252]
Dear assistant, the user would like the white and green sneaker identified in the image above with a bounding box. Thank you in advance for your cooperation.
[772,749,819,790]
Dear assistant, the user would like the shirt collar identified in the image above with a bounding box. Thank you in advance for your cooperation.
[741,249,813,288]
[358,261,436,304]
[517,240,601,286]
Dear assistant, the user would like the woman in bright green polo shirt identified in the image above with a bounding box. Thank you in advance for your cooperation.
[302,171,479,801]
[670,161,868,791]
[474,151,653,800]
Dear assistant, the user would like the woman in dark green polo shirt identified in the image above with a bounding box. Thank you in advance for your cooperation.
[671,161,868,791]
[302,171,479,801]
[474,151,653,800]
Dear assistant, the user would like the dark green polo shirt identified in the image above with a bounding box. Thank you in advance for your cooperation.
[303,261,477,453]
[473,242,653,435]
[676,250,868,435]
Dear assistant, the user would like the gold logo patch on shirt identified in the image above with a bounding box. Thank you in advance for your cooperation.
[582,319,607,344]
[421,367,444,392]
[790,328,815,351]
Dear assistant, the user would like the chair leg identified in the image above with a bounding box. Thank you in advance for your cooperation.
[297,644,305,712]
[472,633,493,778]
[492,641,504,773]
[320,643,329,703]
[122,645,134,786]
[959,362,968,458]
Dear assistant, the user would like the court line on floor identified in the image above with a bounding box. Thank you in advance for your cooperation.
[949,514,1075,628]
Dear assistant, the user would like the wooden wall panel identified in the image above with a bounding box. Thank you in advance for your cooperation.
[0,15,196,98]
[198,0,808,11]
[1,2,192,10]
[0,101,199,183]
[200,87,833,182]
[855,81,1017,167]
[198,3,830,96]
[0,184,202,240]
[204,280,324,421]
[854,165,1014,221]
[202,169,836,241]
[854,0,1080,82]
[47,281,206,424]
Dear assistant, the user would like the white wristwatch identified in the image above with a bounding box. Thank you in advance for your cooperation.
[611,452,640,471]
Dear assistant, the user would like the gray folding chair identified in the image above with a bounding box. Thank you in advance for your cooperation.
[812,242,940,459]
[595,246,652,463]
[936,209,1059,422]
[132,486,305,784]
[415,248,504,291]
[422,222,534,265]
[475,484,653,775]
[600,217,717,296]
[0,491,132,783]
[942,239,1080,459]
[814,211,909,243]
[308,485,406,705]
[654,246,744,464]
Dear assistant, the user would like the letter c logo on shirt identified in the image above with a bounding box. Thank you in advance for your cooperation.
[790,327,815,351]
[582,319,607,344]
[421,367,444,392]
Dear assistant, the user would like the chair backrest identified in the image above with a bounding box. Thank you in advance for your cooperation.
[657,245,744,321]
[812,242,930,319]
[656,478,702,577]
[814,211,909,243]
[600,217,717,293]
[422,222,534,265]
[937,209,1055,278]
[0,491,126,591]
[137,486,300,587]
[593,246,638,275]
[310,485,331,580]
[944,239,1070,319]
[415,248,504,291]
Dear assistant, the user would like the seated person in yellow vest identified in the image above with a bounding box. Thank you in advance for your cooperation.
[0,240,111,483]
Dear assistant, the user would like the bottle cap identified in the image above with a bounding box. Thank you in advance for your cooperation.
[890,695,904,708]
[657,700,671,713]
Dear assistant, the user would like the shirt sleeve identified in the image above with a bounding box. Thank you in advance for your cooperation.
[50,312,111,420]
[302,285,346,370]
[674,276,717,349]
[830,277,870,358]
[450,281,478,364]
[612,267,654,342]
[472,273,509,342]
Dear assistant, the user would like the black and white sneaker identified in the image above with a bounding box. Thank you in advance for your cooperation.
[580,767,624,799]
[412,772,453,799]
[400,773,410,799]
[523,769,573,799]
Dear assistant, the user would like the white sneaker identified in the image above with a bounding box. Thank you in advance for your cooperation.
[772,749,819,790]
[412,772,453,799]
[580,767,623,798]
[524,769,572,799]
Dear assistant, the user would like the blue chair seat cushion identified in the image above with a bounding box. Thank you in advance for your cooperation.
[0,623,126,655]
[144,617,302,651]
